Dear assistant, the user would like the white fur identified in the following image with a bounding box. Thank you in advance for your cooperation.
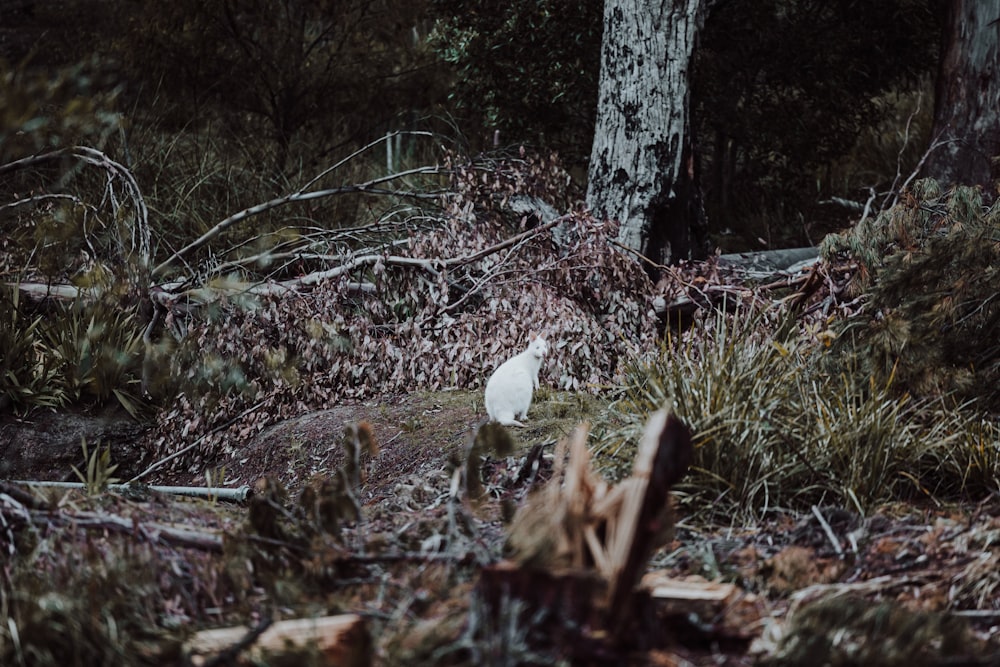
[484,336,549,426]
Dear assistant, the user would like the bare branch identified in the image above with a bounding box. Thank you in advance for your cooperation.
[151,164,446,277]
[0,492,224,552]
[298,131,435,193]
[878,92,924,211]
[128,395,275,484]
[858,187,877,226]
[893,132,955,206]
[438,214,569,268]
[0,145,151,272]
[246,214,571,293]
[0,193,86,214]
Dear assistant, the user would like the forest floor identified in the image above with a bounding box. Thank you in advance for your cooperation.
[3,390,1000,665]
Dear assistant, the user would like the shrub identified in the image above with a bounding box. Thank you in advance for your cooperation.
[594,305,1000,519]
[821,180,1000,411]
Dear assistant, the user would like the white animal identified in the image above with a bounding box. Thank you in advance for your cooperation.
[484,335,549,426]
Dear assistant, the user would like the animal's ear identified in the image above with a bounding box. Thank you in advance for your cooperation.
[528,332,537,342]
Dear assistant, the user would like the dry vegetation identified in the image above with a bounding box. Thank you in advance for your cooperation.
[3,64,1000,661]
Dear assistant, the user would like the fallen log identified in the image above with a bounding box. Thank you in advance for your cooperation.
[717,247,820,279]
[184,614,371,667]
[0,490,225,552]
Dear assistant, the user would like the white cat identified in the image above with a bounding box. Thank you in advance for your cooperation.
[484,335,549,427]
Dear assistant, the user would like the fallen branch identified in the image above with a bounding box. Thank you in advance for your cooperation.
[152,164,446,277]
[14,214,572,312]
[0,493,224,552]
[0,145,151,268]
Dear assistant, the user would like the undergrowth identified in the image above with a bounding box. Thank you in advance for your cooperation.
[822,180,1000,411]
[0,285,146,416]
[594,306,1000,521]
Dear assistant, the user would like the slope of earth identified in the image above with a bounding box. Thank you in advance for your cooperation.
[142,388,602,496]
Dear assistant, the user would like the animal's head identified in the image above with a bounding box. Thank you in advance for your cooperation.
[526,334,549,358]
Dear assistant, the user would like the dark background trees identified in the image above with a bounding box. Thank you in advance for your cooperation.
[430,0,602,165]
[694,0,941,243]
[113,0,447,172]
[0,0,975,255]
[432,0,944,251]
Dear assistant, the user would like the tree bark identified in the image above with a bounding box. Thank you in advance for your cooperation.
[586,0,711,268]
[924,0,1000,192]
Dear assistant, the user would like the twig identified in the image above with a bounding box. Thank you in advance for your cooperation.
[443,240,524,313]
[858,186,877,226]
[890,130,954,209]
[298,131,434,193]
[442,214,569,267]
[881,92,923,211]
[759,272,813,291]
[610,239,669,272]
[0,146,151,268]
[0,193,87,214]
[811,505,844,558]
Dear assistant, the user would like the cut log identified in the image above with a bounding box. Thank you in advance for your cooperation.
[184,614,370,667]
[638,573,763,646]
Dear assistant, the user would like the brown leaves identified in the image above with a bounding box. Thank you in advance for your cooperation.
[764,546,845,595]
[147,154,663,474]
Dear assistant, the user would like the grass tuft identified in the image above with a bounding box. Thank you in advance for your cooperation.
[0,284,147,417]
[594,306,1000,521]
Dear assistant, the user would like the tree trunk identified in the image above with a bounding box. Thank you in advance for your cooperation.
[924,0,1000,192]
[586,0,711,268]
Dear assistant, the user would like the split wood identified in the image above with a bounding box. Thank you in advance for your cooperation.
[505,409,693,638]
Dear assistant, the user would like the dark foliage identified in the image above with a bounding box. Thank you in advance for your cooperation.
[430,0,602,165]
[822,180,1000,411]
[433,0,941,245]
[695,0,941,230]
[112,0,448,171]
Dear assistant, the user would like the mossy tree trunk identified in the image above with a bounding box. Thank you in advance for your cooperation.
[925,0,1000,192]
[586,0,713,269]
